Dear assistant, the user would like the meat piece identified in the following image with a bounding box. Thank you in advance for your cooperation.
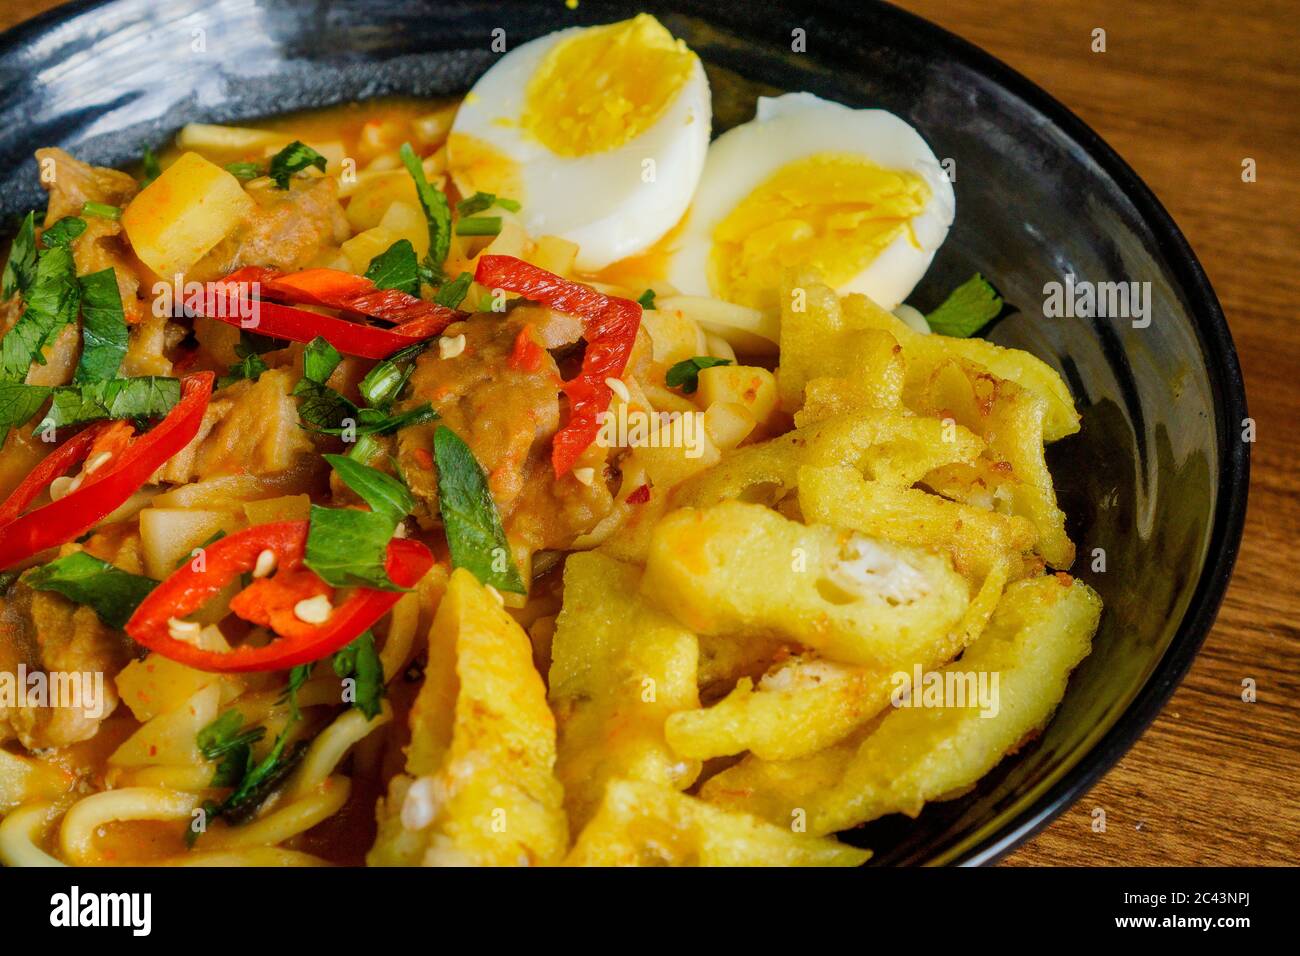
[71,216,147,325]
[35,148,137,225]
[397,313,613,551]
[155,368,313,483]
[0,581,133,751]
[194,176,349,278]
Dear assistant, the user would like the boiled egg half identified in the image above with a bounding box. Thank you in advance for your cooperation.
[665,93,955,313]
[448,14,711,271]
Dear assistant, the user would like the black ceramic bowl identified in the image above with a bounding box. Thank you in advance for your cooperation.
[0,0,1248,865]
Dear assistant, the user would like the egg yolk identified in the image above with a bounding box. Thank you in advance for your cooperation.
[524,13,695,157]
[708,153,930,312]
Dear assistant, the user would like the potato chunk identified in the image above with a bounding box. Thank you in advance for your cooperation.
[122,152,255,277]
[550,553,700,830]
[566,778,868,867]
[641,502,970,669]
[369,569,566,866]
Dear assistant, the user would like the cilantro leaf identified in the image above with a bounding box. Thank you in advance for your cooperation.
[224,161,264,181]
[268,141,327,189]
[924,274,1005,338]
[323,454,414,526]
[333,631,384,719]
[74,268,129,383]
[1,243,80,382]
[364,239,419,296]
[433,271,473,308]
[637,288,656,310]
[221,739,309,825]
[2,211,37,300]
[399,142,451,277]
[44,376,180,431]
[433,425,525,593]
[217,352,269,389]
[0,381,52,444]
[198,710,266,761]
[40,217,86,248]
[301,335,342,385]
[304,504,404,591]
[665,356,731,394]
[25,552,158,629]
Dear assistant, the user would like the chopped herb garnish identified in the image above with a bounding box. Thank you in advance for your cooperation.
[455,215,502,238]
[364,239,420,297]
[199,711,267,760]
[217,352,269,389]
[25,552,158,629]
[140,146,162,187]
[304,457,415,591]
[358,358,413,410]
[301,335,342,385]
[268,141,327,189]
[666,356,731,394]
[44,376,180,431]
[40,217,86,248]
[1,243,80,382]
[324,453,414,526]
[333,631,385,719]
[433,425,525,593]
[224,161,264,181]
[81,201,122,221]
[637,288,656,310]
[399,142,451,278]
[455,191,520,216]
[73,268,129,383]
[433,271,473,309]
[0,382,52,444]
[303,505,403,591]
[2,211,37,299]
[924,274,1005,338]
[221,738,309,826]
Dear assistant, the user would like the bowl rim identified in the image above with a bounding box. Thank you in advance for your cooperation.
[0,0,1251,867]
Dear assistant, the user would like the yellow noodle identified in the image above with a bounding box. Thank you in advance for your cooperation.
[197,776,350,851]
[0,801,66,867]
[286,706,391,801]
[162,847,331,867]
[60,788,200,866]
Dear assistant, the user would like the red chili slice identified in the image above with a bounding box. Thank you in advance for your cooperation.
[0,372,215,571]
[507,323,545,373]
[207,267,465,358]
[474,255,642,476]
[124,520,434,673]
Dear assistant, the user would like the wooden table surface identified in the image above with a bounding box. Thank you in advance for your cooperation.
[2,0,1296,866]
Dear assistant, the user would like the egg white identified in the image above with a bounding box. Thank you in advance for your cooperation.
[450,27,711,272]
[665,93,955,311]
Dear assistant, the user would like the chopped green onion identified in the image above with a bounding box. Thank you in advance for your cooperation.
[455,216,502,238]
[81,202,121,221]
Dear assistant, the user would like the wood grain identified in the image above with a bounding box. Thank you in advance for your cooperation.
[1,0,1296,865]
